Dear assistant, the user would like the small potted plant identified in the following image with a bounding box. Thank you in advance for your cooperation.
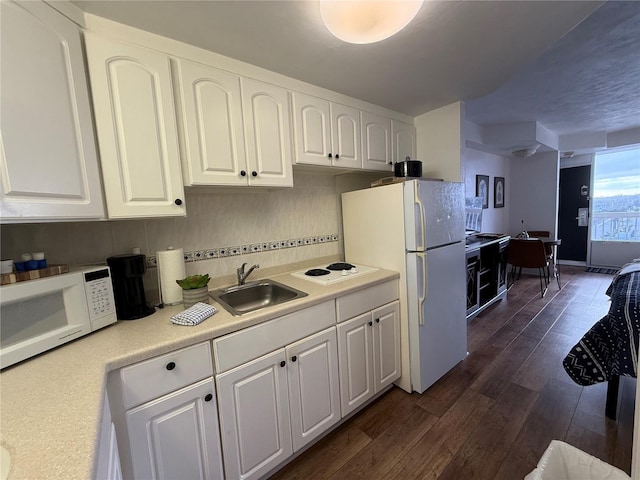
[176,274,211,309]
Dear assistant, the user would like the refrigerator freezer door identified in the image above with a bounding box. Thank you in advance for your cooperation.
[403,180,465,251]
[406,242,467,393]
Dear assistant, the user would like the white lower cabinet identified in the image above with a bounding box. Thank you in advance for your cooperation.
[216,326,340,480]
[337,300,401,417]
[126,378,224,480]
[286,328,341,452]
[109,342,223,480]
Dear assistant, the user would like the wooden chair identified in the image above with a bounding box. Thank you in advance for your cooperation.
[527,230,561,289]
[507,238,550,297]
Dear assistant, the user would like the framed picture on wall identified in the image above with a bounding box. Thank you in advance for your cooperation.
[476,175,489,209]
[494,176,505,208]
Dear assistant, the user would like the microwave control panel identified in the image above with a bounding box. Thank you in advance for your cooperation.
[83,268,116,322]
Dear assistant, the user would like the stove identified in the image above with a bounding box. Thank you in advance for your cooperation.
[291,262,378,285]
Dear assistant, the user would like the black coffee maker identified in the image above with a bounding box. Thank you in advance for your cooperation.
[107,254,155,320]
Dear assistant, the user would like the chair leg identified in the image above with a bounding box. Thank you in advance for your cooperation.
[538,268,548,297]
[508,265,516,288]
[555,264,562,289]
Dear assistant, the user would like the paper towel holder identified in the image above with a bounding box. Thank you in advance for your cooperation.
[157,246,187,308]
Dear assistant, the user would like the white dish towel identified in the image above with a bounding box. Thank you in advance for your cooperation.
[170,302,217,326]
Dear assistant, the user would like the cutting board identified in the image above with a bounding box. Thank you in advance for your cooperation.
[1,264,70,285]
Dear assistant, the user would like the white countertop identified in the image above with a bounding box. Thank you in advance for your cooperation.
[0,265,399,480]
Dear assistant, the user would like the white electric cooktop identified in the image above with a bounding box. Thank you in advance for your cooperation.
[291,262,378,285]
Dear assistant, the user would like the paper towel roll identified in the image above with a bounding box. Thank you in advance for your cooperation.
[157,247,186,305]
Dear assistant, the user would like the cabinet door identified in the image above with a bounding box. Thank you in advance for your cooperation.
[286,327,340,452]
[84,32,185,218]
[241,78,293,187]
[216,349,292,480]
[361,111,392,172]
[126,378,224,480]
[0,1,105,221]
[291,92,332,166]
[331,103,362,169]
[392,119,417,164]
[337,312,375,417]
[372,301,401,393]
[174,59,248,186]
[465,249,480,316]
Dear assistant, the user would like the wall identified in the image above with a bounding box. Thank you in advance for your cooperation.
[1,171,379,301]
[462,148,511,234]
[415,102,463,182]
[508,150,560,237]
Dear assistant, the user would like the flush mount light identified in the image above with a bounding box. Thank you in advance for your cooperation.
[319,0,424,44]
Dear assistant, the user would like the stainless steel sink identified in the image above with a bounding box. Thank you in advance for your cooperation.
[210,279,308,316]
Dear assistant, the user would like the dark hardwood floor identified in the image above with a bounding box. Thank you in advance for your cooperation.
[270,266,636,480]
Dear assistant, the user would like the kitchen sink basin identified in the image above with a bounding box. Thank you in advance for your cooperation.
[210,279,308,316]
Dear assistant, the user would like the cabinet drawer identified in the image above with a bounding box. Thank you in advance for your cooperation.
[336,280,398,323]
[213,300,335,373]
[120,342,213,409]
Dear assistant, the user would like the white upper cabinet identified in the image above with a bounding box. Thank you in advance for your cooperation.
[0,1,105,222]
[331,103,362,169]
[361,111,393,172]
[291,92,361,169]
[173,59,248,186]
[392,119,417,164]
[84,32,186,218]
[241,78,293,187]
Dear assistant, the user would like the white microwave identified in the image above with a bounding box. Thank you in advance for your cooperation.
[0,266,117,369]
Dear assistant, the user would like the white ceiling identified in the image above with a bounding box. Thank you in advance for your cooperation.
[71,0,640,145]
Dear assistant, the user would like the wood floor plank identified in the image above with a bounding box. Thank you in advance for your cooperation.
[384,388,494,480]
[415,342,502,417]
[512,331,579,392]
[436,382,539,480]
[350,387,420,440]
[269,422,372,480]
[492,378,583,480]
[327,405,438,480]
[488,302,549,350]
[471,333,541,400]
[565,378,616,437]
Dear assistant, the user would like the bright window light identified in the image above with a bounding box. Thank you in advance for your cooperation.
[591,147,640,242]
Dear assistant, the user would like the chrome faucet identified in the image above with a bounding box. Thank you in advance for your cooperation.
[237,263,260,285]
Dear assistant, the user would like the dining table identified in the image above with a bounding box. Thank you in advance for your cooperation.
[530,236,562,284]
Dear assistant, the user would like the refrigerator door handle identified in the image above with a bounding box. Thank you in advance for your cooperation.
[414,182,426,251]
[417,252,427,326]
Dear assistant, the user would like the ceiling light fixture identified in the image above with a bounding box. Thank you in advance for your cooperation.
[319,0,424,44]
[511,144,541,159]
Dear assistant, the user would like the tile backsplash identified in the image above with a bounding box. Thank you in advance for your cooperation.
[0,170,382,301]
[152,233,339,267]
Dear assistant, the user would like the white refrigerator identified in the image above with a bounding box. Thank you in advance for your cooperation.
[342,179,467,393]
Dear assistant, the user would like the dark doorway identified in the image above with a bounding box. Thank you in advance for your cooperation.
[558,165,591,262]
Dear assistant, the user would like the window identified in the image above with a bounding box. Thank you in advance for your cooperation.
[591,147,640,242]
